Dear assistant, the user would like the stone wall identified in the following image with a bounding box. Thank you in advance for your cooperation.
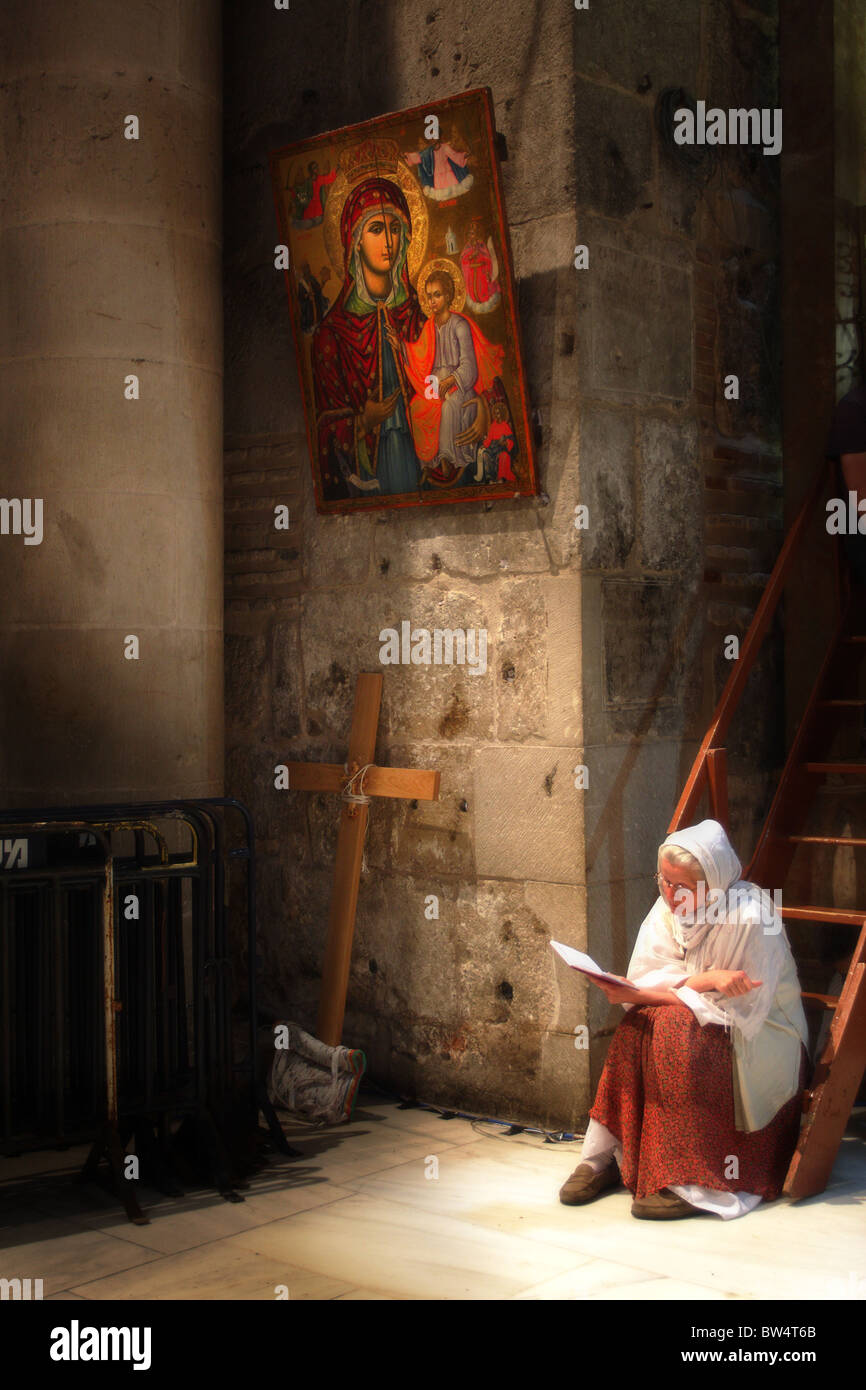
[224,0,783,1128]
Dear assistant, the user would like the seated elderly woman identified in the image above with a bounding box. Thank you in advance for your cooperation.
[560,819,809,1219]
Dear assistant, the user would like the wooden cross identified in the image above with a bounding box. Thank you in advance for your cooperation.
[287,672,440,1046]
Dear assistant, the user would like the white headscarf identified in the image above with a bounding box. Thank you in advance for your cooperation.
[629,819,796,1041]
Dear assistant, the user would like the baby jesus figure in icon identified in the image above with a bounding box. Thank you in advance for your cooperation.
[399,268,505,487]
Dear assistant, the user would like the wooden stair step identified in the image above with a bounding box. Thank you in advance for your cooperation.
[804,762,866,775]
[782,905,866,925]
[788,833,866,847]
[801,992,840,1010]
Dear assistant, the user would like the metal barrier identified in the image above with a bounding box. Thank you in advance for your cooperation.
[0,798,284,1223]
[0,823,115,1150]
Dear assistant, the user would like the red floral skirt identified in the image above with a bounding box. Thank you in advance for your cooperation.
[589,1005,808,1201]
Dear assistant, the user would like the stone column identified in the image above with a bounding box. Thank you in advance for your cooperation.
[0,1,223,805]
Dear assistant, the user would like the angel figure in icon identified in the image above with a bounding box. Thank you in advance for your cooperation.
[404,125,474,203]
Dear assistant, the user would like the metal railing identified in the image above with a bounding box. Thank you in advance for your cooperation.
[0,797,273,1221]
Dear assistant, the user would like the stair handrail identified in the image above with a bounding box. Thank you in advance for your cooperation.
[668,456,834,833]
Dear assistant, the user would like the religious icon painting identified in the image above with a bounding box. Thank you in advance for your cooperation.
[269,88,538,515]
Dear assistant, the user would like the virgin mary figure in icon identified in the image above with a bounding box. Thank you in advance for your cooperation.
[311,177,427,497]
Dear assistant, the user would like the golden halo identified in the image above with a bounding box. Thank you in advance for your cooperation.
[417,258,466,316]
[322,158,429,282]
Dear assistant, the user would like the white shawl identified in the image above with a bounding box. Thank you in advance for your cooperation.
[625,819,809,1132]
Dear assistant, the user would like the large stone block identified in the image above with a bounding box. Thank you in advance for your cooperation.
[542,575,583,746]
[511,217,580,425]
[577,243,692,400]
[351,875,467,1029]
[255,860,334,1024]
[225,739,309,858]
[494,78,577,227]
[303,585,496,745]
[469,878,587,1028]
[510,212,578,280]
[594,601,704,738]
[600,577,703,737]
[302,468,373,589]
[706,0,780,117]
[515,266,560,412]
[573,0,701,95]
[272,619,303,740]
[382,0,574,105]
[638,415,701,571]
[474,746,585,883]
[578,213,694,273]
[494,576,547,741]
[364,740,476,880]
[341,874,592,1128]
[572,80,653,220]
[225,630,269,734]
[537,399,581,569]
[575,407,636,570]
[370,503,549,583]
[584,869,659,1091]
[581,736,697,900]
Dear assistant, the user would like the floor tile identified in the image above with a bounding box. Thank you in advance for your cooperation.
[71,1246,353,1301]
[333,1288,397,1300]
[0,1220,161,1295]
[343,1098,482,1146]
[272,1122,468,1188]
[31,1171,357,1257]
[226,1192,585,1300]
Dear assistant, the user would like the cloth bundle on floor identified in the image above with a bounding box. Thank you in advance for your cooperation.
[267,1022,367,1125]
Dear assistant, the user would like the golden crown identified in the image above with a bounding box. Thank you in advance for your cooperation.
[339,138,401,184]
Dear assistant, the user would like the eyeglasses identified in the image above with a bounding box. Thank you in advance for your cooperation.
[655,870,696,895]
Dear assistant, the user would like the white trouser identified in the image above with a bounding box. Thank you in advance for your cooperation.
[580,1118,763,1220]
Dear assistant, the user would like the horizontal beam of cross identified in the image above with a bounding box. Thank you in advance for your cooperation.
[286,762,440,802]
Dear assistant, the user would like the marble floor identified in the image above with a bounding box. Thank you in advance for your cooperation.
[1,1094,864,1301]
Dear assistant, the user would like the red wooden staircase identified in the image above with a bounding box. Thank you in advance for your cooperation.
[669,458,866,1200]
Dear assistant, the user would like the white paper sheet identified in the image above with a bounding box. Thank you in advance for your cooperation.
[549,939,639,989]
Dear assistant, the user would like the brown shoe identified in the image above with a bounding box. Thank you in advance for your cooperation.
[631,1189,709,1220]
[559,1161,620,1205]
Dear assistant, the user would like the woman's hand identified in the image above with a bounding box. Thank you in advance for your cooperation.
[360,389,400,433]
[438,373,457,397]
[592,976,638,1006]
[692,969,763,997]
